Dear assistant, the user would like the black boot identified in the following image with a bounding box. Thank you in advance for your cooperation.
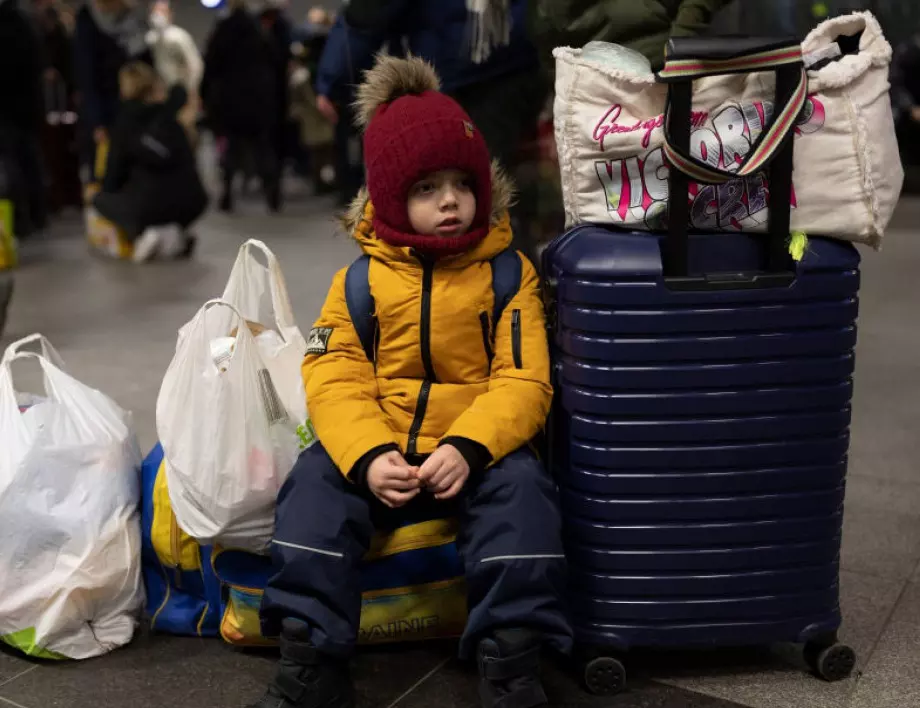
[477,629,549,708]
[247,619,354,708]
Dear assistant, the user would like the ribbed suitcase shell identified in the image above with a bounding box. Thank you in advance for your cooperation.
[545,226,859,651]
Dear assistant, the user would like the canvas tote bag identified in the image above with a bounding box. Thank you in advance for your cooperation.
[553,11,902,248]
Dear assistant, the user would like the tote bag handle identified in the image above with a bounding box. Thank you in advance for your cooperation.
[658,37,805,284]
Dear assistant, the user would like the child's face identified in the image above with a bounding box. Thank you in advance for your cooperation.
[407,170,476,238]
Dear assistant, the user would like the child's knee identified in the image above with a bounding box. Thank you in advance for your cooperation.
[484,449,555,504]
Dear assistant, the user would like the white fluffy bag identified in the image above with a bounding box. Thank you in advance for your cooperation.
[553,11,902,248]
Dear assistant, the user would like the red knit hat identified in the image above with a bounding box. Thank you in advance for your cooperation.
[354,56,492,255]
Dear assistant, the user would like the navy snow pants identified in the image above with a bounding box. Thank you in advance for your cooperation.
[261,443,573,659]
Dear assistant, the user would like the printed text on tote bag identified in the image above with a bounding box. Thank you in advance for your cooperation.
[592,97,826,230]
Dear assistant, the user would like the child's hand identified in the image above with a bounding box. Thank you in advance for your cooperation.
[418,445,470,500]
[367,451,420,508]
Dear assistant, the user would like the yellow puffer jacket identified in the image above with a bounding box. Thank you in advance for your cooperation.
[303,165,553,477]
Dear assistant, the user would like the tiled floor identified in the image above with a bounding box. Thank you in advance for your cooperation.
[1,187,918,708]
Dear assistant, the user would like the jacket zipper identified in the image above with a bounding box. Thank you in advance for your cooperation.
[511,309,523,369]
[419,261,437,381]
[406,381,431,456]
[479,312,493,361]
[407,258,436,456]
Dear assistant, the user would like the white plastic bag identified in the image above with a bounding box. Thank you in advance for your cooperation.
[157,300,301,552]
[218,239,311,438]
[553,11,902,247]
[0,335,143,660]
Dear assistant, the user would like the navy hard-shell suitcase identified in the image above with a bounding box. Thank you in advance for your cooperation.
[544,37,859,695]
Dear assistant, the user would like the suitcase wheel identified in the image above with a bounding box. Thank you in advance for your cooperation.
[583,656,626,696]
[805,642,856,682]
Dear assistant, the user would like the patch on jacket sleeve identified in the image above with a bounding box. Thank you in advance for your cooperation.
[306,327,334,355]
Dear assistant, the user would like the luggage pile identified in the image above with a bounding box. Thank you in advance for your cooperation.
[0,239,469,661]
[146,239,468,648]
[543,11,900,695]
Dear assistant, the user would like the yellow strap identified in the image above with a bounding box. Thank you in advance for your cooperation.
[151,461,201,570]
[365,518,459,561]
[94,140,109,182]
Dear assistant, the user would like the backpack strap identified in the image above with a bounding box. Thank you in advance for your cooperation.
[344,255,376,363]
[344,249,523,364]
[490,248,522,328]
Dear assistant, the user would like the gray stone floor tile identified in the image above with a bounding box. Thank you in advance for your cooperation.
[840,505,920,582]
[655,570,902,708]
[849,582,920,708]
[394,657,750,708]
[847,203,920,489]
[0,649,35,688]
[0,631,454,708]
[843,475,920,520]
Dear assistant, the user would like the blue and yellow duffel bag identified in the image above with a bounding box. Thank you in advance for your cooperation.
[141,445,468,647]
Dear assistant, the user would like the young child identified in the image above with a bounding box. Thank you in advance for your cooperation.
[92,61,207,262]
[252,56,572,708]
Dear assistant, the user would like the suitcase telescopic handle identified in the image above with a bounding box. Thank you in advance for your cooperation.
[658,37,805,290]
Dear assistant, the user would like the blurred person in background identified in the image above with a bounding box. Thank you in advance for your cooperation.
[316,0,544,177]
[73,0,151,175]
[0,0,48,237]
[32,0,83,214]
[33,0,74,93]
[293,4,334,72]
[891,32,920,185]
[288,7,336,195]
[202,0,280,213]
[146,0,203,143]
[259,0,293,208]
[529,0,734,72]
[93,61,206,262]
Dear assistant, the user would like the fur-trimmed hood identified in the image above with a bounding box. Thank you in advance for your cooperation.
[342,159,515,234]
[341,160,516,264]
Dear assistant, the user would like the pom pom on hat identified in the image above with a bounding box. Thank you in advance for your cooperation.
[354,54,441,129]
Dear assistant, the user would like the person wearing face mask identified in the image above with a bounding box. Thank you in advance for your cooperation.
[73,0,152,173]
[146,0,203,142]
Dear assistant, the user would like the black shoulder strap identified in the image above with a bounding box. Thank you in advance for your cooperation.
[344,255,376,362]
[344,249,523,363]
[490,248,522,327]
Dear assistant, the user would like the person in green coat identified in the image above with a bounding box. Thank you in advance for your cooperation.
[530,0,734,71]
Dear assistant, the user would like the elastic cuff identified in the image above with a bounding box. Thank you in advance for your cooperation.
[440,436,493,474]
[348,443,400,489]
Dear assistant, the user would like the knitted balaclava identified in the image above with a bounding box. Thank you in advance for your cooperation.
[355,55,492,255]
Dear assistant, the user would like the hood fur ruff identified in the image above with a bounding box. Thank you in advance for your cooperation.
[341,160,516,239]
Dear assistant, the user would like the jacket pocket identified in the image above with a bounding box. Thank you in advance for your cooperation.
[479,311,493,362]
[511,309,523,369]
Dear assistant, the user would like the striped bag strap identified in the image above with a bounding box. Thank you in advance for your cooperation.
[657,41,808,185]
